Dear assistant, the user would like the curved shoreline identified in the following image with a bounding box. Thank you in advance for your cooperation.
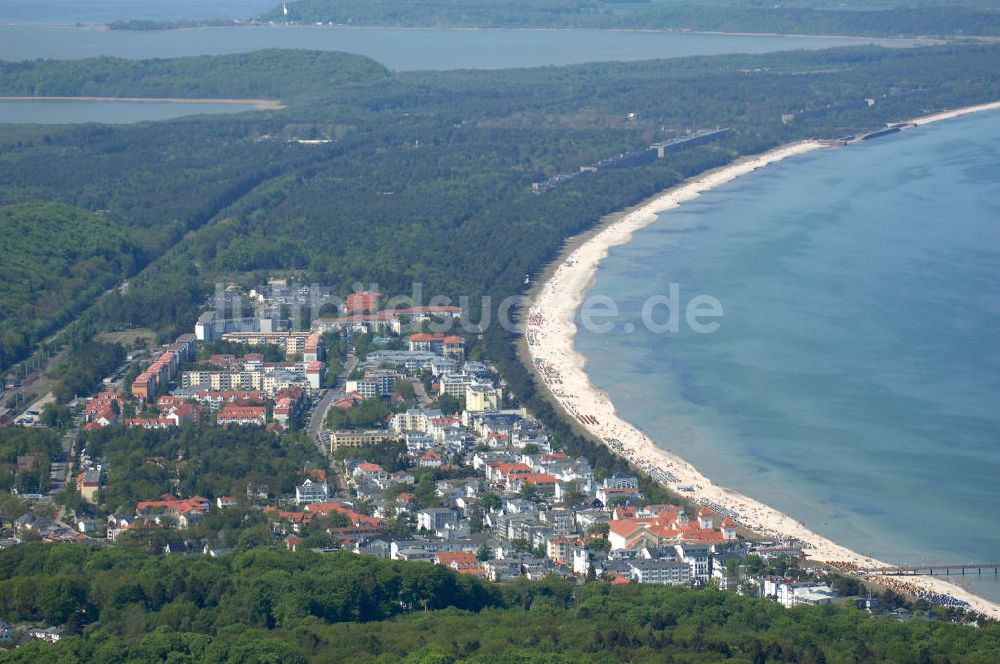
[525,100,1000,620]
[0,95,284,110]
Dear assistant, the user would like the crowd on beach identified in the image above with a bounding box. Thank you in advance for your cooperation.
[874,576,972,609]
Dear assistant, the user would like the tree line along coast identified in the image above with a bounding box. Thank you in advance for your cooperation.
[1,37,1000,661]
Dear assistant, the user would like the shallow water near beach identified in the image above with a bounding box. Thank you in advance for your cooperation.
[576,109,1000,603]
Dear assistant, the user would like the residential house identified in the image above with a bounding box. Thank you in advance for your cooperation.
[217,405,267,426]
[295,479,331,505]
[352,462,387,482]
[417,508,457,531]
[75,469,101,503]
[418,449,444,468]
[628,559,693,585]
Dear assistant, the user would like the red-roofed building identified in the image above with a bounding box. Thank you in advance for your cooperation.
[434,551,483,572]
[306,360,325,389]
[353,462,386,481]
[263,507,316,533]
[207,354,237,368]
[157,395,189,410]
[131,373,154,402]
[408,333,464,358]
[164,404,202,426]
[607,506,729,550]
[485,462,532,484]
[458,566,489,576]
[217,405,267,426]
[546,536,578,563]
[89,406,119,428]
[388,305,463,318]
[76,469,101,503]
[418,449,444,468]
[303,332,325,363]
[192,390,267,409]
[305,502,387,529]
[123,418,175,430]
[84,393,127,423]
[343,291,382,314]
[334,393,365,410]
[301,467,327,483]
[512,473,559,495]
[596,486,643,505]
[135,495,210,528]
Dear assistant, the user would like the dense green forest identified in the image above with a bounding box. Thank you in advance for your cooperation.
[82,425,322,512]
[2,43,1000,383]
[1,41,1000,661]
[0,203,140,372]
[0,51,389,102]
[0,427,61,494]
[267,0,1000,37]
[1,545,999,662]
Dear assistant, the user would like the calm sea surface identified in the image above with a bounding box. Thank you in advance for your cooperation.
[576,110,1000,602]
[0,24,912,70]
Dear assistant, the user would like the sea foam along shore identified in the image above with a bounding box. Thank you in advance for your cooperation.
[525,101,1000,620]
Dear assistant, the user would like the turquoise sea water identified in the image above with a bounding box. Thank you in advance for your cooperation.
[0,24,912,70]
[575,110,1000,603]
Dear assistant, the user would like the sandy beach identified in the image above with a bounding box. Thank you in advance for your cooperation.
[525,102,1000,620]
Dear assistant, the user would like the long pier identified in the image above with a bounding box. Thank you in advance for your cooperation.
[858,563,1000,577]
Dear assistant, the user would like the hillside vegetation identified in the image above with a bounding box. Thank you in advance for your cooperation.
[0,50,389,102]
[267,0,1000,37]
[2,44,999,380]
[1,545,1000,662]
[0,202,141,371]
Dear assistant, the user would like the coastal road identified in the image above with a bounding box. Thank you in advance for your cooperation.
[412,378,434,408]
[307,354,357,454]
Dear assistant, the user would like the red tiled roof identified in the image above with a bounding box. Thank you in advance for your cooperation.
[136,496,209,515]
[435,551,480,568]
[521,473,558,486]
[344,291,382,313]
[305,502,386,528]
[490,462,532,475]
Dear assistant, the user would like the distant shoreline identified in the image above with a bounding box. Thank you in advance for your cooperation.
[0,21,939,46]
[524,99,1000,619]
[0,96,285,110]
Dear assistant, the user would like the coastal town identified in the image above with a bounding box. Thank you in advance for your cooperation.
[0,269,992,648]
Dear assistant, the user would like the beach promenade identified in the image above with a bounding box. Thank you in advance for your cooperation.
[524,101,1000,620]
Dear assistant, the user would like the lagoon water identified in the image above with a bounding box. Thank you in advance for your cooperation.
[0,98,262,124]
[0,24,909,71]
[576,110,1000,602]
[0,0,277,24]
